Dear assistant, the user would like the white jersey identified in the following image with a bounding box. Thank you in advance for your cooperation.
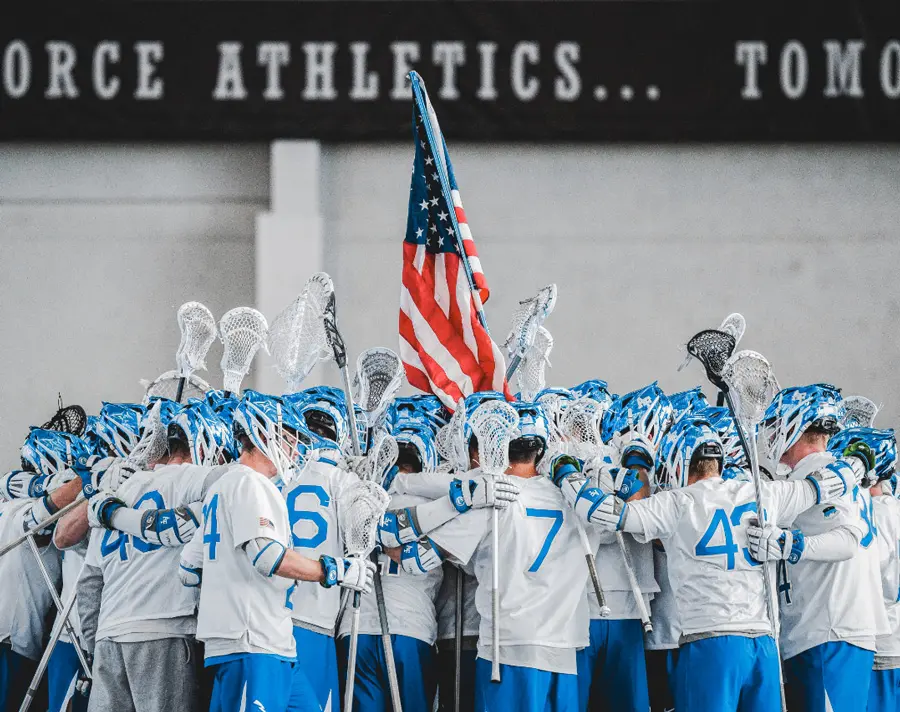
[57,541,87,646]
[194,463,296,660]
[645,544,680,650]
[338,490,444,645]
[0,499,62,659]
[586,528,657,620]
[628,476,817,639]
[873,495,900,659]
[436,566,480,641]
[779,451,889,659]
[429,474,590,675]
[283,459,357,634]
[87,464,209,642]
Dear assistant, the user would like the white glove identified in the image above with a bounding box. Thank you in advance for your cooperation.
[587,492,628,530]
[326,556,376,594]
[610,431,657,470]
[87,489,125,529]
[452,475,520,512]
[747,520,804,564]
[102,459,139,494]
[0,471,45,501]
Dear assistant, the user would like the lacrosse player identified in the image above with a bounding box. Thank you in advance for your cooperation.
[754,386,889,712]
[870,470,900,711]
[76,401,233,712]
[563,414,865,712]
[176,391,375,712]
[0,430,89,711]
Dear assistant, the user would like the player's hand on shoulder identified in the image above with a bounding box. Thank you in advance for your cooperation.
[87,490,126,529]
[747,518,804,564]
[320,555,375,593]
[449,474,520,513]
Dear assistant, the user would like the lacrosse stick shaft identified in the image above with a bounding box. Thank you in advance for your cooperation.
[0,498,84,559]
[174,378,187,404]
[505,355,523,383]
[454,568,463,712]
[575,523,610,616]
[616,533,652,634]
[25,537,92,677]
[344,594,362,712]
[491,507,501,682]
[339,364,363,458]
[372,559,404,712]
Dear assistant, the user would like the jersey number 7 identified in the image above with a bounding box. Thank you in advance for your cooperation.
[525,509,563,573]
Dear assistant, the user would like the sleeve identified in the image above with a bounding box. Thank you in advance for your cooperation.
[389,471,455,500]
[428,508,491,566]
[77,533,104,655]
[230,476,290,549]
[171,465,230,507]
[801,526,861,561]
[622,491,682,543]
[765,479,817,528]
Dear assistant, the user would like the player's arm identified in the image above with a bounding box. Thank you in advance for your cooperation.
[22,477,82,534]
[53,500,90,550]
[90,497,202,548]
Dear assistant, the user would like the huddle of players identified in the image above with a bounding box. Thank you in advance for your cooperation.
[0,377,896,712]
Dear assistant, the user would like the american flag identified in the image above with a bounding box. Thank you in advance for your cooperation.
[399,73,508,409]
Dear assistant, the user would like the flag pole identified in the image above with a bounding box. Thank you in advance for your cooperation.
[409,71,491,335]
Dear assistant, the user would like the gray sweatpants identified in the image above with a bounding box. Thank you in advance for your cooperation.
[87,638,201,712]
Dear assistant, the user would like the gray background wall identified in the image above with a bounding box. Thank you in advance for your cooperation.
[1,141,897,463]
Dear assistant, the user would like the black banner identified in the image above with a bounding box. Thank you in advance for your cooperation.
[3,2,900,141]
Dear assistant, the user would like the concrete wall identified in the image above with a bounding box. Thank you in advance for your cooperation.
[0,144,267,462]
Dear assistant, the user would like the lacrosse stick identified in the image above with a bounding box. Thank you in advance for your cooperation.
[339,478,391,712]
[321,290,364,458]
[843,395,879,428]
[125,401,170,469]
[219,307,269,395]
[536,391,572,448]
[41,398,87,437]
[454,566,464,712]
[504,285,557,381]
[353,348,404,436]
[719,349,785,712]
[719,312,746,345]
[173,302,217,403]
[269,275,333,393]
[140,370,210,405]
[469,399,520,683]
[517,327,554,402]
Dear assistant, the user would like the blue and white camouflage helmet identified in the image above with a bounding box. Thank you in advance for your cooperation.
[701,406,748,469]
[656,416,724,490]
[96,402,146,458]
[288,386,349,449]
[393,423,439,474]
[169,400,236,466]
[669,387,709,424]
[601,382,674,452]
[760,384,844,469]
[828,427,897,486]
[509,401,550,463]
[569,379,614,412]
[233,390,312,483]
[21,428,91,477]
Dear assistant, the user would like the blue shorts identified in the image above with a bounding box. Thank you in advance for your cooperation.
[208,654,295,712]
[290,627,338,712]
[0,646,38,712]
[867,668,900,712]
[436,642,476,712]
[576,619,649,712]
[474,658,578,712]
[673,635,780,712]
[338,634,436,712]
[47,641,87,712]
[784,642,874,712]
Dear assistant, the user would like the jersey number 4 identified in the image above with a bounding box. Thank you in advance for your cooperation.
[203,494,221,561]
[695,503,761,571]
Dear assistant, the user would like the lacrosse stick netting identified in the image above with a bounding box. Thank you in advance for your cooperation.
[718,313,746,346]
[125,400,170,469]
[176,302,217,378]
[504,285,558,380]
[366,432,400,486]
[561,397,607,459]
[141,371,210,404]
[353,348,404,430]
[843,395,879,428]
[680,329,737,390]
[41,404,87,437]
[517,326,553,402]
[219,308,269,394]
[435,398,468,473]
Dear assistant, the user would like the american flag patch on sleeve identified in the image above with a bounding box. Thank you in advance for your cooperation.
[259,517,274,529]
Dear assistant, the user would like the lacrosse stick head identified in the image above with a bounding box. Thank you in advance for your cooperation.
[353,347,404,426]
[219,307,269,394]
[141,370,211,405]
[504,284,558,360]
[127,398,181,468]
[656,415,723,490]
[562,396,606,458]
[41,402,87,437]
[320,289,348,370]
[535,387,576,447]
[828,426,897,485]
[232,390,311,484]
[168,400,236,466]
[175,302,217,378]
[436,397,469,472]
[96,402,146,458]
[681,329,737,390]
[268,276,334,393]
[468,399,520,476]
[669,387,710,424]
[718,313,746,346]
[365,431,399,486]
[721,350,780,428]
[339,478,391,558]
[842,395,879,429]
[517,326,554,401]
[21,428,91,476]
[601,382,674,452]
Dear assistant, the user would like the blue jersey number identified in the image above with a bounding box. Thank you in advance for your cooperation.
[203,494,221,561]
[695,502,761,570]
[525,508,564,573]
[100,490,165,562]
[132,491,165,554]
[859,494,876,549]
[286,485,330,550]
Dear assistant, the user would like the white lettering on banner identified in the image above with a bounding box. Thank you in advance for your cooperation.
[135,41,164,99]
[511,41,539,101]
[823,40,865,97]
[302,42,337,100]
[93,41,120,100]
[213,42,247,100]
[391,42,420,100]
[433,41,465,100]
[780,40,808,99]
[3,41,31,98]
[258,42,290,101]
[476,42,498,100]
[735,41,767,99]
[45,41,78,98]
[349,42,378,100]
[554,42,580,101]
[881,41,900,99]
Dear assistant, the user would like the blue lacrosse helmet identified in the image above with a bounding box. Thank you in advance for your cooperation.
[569,380,614,411]
[510,401,550,462]
[83,415,103,456]
[232,390,310,466]
[828,427,897,484]
[656,416,723,490]
[669,387,710,424]
[701,406,748,468]
[461,391,508,442]
[144,397,183,432]
[95,402,145,458]
[885,473,900,499]
[601,382,674,451]
[21,429,91,476]
[393,423,439,475]
[287,387,349,448]
[205,389,240,421]
[760,384,844,467]
[388,395,448,433]
[169,400,236,466]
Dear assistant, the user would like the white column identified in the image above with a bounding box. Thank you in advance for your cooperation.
[254,140,324,394]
